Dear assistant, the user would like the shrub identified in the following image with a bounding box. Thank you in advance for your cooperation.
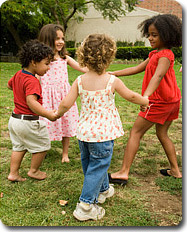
[66,41,75,48]
[67,47,182,62]
[67,48,76,58]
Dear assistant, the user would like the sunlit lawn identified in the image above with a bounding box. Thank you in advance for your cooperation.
[0,62,182,226]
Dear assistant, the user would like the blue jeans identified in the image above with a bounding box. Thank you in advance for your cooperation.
[78,140,114,204]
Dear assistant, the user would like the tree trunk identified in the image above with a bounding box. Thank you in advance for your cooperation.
[7,23,23,49]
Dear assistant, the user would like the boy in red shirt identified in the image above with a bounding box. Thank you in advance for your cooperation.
[8,40,57,182]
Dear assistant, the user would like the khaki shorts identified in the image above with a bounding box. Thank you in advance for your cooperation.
[8,116,51,153]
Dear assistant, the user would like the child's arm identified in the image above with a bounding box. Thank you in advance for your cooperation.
[113,77,149,106]
[7,83,13,90]
[110,58,149,77]
[56,79,79,118]
[143,57,170,97]
[66,55,88,73]
[26,95,57,121]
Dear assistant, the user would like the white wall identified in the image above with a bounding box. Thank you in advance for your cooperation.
[65,5,159,47]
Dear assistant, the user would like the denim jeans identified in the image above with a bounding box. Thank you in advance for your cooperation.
[78,140,114,204]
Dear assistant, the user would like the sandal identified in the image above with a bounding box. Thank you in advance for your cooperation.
[160,169,172,177]
[108,173,127,185]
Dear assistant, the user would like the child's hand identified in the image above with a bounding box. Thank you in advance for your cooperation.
[140,105,148,112]
[108,71,114,75]
[54,110,64,119]
[140,96,149,112]
[47,110,58,121]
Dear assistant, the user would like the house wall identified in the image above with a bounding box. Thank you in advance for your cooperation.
[65,5,159,47]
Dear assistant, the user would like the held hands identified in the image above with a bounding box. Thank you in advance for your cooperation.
[47,109,59,121]
[54,110,64,120]
[140,96,149,112]
[46,109,64,121]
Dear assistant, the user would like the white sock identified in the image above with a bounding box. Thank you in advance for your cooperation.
[80,201,90,210]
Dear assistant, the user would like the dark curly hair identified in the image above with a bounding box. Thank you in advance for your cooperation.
[38,24,68,59]
[138,14,182,48]
[18,39,54,68]
[77,34,116,75]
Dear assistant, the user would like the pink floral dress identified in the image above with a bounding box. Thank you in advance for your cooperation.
[77,75,124,142]
[40,58,79,141]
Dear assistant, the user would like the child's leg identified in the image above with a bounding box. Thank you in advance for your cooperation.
[8,150,27,182]
[111,116,154,180]
[80,141,114,204]
[62,137,70,163]
[156,121,182,178]
[27,151,47,180]
[79,140,90,175]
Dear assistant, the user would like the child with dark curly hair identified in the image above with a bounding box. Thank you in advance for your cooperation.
[8,39,57,182]
[109,14,182,185]
[55,34,149,221]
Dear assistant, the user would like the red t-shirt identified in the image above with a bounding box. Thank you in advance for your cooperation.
[8,69,43,115]
[142,49,181,103]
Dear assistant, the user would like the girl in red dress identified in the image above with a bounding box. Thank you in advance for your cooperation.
[109,14,182,184]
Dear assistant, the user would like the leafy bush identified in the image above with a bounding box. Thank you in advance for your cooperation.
[67,48,76,58]
[66,41,75,48]
[67,47,182,62]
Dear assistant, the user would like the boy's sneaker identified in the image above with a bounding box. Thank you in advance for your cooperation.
[73,203,105,221]
[98,185,115,204]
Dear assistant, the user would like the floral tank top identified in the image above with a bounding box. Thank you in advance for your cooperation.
[77,75,124,142]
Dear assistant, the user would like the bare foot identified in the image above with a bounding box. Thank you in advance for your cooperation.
[111,171,128,180]
[8,174,27,182]
[27,170,47,180]
[168,169,182,178]
[62,156,70,163]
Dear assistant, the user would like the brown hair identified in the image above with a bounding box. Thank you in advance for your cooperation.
[77,34,116,74]
[38,24,67,59]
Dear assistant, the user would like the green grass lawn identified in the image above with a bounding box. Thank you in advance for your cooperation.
[0,62,182,226]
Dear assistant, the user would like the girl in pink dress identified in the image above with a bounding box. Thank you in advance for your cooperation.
[38,24,87,163]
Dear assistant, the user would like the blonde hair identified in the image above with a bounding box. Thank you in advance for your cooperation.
[77,34,116,74]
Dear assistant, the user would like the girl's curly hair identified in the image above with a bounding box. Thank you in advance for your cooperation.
[18,39,54,68]
[138,14,182,48]
[38,24,68,59]
[77,34,116,75]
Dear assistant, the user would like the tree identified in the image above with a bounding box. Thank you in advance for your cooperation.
[1,0,139,53]
[1,0,51,49]
[37,0,139,32]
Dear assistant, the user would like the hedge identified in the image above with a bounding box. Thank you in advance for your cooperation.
[67,46,182,63]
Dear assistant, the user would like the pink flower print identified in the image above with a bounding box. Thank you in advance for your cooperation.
[92,132,96,138]
[95,91,100,96]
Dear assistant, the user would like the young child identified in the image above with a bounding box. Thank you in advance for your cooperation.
[8,40,57,182]
[109,14,182,185]
[38,24,87,163]
[55,34,149,221]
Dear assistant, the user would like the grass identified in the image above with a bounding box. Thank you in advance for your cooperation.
[0,62,182,226]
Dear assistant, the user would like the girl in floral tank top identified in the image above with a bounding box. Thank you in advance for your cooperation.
[56,34,148,221]
[77,75,124,142]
